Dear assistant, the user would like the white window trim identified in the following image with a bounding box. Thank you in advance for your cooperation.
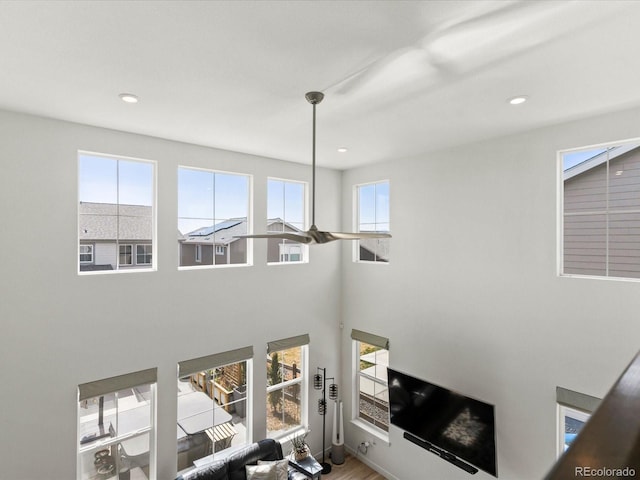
[119,244,133,266]
[136,244,152,265]
[266,177,309,266]
[77,383,157,480]
[177,165,254,269]
[195,244,202,263]
[78,150,157,275]
[79,244,94,264]
[215,245,225,256]
[353,180,390,264]
[557,404,590,458]
[351,339,390,442]
[266,344,308,440]
[558,138,640,281]
[177,357,254,466]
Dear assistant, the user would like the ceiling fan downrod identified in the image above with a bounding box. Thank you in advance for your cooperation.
[305,91,324,228]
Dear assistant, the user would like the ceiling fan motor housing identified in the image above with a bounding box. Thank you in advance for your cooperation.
[305,91,324,104]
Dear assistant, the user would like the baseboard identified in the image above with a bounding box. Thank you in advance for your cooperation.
[343,444,400,480]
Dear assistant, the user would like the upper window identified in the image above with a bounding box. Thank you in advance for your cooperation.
[356,181,390,263]
[352,329,390,436]
[77,368,157,480]
[561,141,640,279]
[177,347,253,472]
[266,335,309,439]
[267,178,307,264]
[178,167,250,267]
[78,153,155,273]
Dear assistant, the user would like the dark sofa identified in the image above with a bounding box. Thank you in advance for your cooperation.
[176,439,286,480]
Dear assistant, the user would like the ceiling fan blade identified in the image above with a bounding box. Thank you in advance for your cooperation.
[320,231,392,241]
[234,232,314,244]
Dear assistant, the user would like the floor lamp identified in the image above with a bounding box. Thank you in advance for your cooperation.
[314,367,338,474]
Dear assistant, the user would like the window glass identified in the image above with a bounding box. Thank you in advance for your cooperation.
[136,244,152,265]
[78,380,155,479]
[355,341,389,432]
[78,153,154,273]
[558,405,590,456]
[562,141,640,279]
[266,345,306,438]
[177,359,250,471]
[119,245,133,266]
[79,245,94,264]
[178,167,250,267]
[356,181,390,262]
[267,179,307,264]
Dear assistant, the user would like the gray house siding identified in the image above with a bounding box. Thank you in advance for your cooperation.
[564,147,640,278]
[79,202,153,271]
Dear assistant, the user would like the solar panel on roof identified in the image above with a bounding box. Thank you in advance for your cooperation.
[187,220,242,236]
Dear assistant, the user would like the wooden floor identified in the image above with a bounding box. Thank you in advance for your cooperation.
[326,453,387,480]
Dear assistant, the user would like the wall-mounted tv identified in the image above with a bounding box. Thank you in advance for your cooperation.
[387,368,497,477]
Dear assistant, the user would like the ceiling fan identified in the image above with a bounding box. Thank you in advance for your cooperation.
[236,91,391,245]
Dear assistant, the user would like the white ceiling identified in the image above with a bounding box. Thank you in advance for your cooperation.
[2,0,640,170]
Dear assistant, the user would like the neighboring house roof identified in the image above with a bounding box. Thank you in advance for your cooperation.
[79,202,152,241]
[564,144,639,181]
[266,218,302,233]
[181,218,247,246]
[179,218,303,246]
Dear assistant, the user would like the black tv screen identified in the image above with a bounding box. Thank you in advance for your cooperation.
[387,368,497,477]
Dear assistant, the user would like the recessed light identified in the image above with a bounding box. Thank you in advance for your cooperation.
[337,147,348,153]
[119,93,139,104]
[508,95,528,105]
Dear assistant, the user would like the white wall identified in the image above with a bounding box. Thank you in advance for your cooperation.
[340,106,640,479]
[4,104,640,480]
[0,110,342,480]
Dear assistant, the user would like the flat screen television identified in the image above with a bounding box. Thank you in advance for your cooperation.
[387,368,497,477]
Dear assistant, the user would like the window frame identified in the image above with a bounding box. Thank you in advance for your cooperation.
[77,371,157,480]
[351,336,390,442]
[177,350,254,469]
[177,166,253,269]
[78,151,156,275]
[136,244,152,266]
[557,405,591,457]
[559,138,640,281]
[119,244,133,266]
[266,342,308,440]
[79,244,94,264]
[353,180,390,263]
[266,177,309,266]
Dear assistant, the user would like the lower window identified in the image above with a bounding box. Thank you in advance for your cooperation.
[266,343,307,438]
[556,386,599,457]
[558,405,590,456]
[354,339,390,433]
[77,369,156,480]
[177,349,252,472]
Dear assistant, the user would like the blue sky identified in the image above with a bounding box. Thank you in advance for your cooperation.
[79,154,153,205]
[358,182,390,231]
[80,154,389,235]
[562,148,607,171]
